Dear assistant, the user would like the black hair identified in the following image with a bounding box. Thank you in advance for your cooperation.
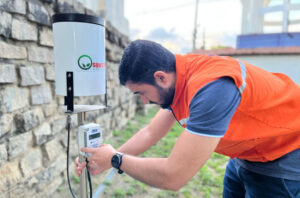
[118,40,176,86]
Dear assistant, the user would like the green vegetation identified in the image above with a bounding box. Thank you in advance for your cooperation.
[57,186,62,192]
[71,175,80,184]
[112,188,126,198]
[209,45,231,50]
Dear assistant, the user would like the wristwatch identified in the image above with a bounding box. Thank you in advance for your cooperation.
[111,152,124,174]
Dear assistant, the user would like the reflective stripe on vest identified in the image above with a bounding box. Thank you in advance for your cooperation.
[178,62,246,126]
[179,117,189,125]
[238,60,247,94]
[172,54,300,162]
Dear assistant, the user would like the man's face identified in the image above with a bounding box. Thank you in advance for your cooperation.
[126,81,175,108]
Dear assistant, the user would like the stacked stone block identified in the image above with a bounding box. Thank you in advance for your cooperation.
[0,0,139,197]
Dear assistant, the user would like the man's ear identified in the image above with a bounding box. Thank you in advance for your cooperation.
[154,71,168,87]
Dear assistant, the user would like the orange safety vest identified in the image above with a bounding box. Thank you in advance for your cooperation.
[170,54,300,162]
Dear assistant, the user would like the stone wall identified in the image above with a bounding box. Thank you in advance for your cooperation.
[0,0,141,197]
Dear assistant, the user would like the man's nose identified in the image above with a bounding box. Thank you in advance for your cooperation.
[140,95,149,104]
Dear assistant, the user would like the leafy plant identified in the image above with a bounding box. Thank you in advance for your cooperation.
[113,188,126,198]
[72,175,80,184]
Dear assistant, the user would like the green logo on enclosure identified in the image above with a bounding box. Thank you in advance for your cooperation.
[78,55,93,70]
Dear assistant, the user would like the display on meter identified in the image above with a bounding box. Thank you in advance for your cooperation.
[78,123,103,156]
[89,133,100,140]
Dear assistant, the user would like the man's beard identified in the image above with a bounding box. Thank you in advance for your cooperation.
[155,83,175,109]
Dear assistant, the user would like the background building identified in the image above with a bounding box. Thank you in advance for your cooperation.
[193,0,300,84]
[238,0,300,48]
[77,0,129,36]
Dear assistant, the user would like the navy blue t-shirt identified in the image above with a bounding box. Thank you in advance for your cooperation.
[171,77,300,180]
[185,77,240,137]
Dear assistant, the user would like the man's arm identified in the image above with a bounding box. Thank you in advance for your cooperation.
[80,77,239,187]
[75,108,176,176]
[119,130,220,191]
[117,108,176,156]
[116,77,240,190]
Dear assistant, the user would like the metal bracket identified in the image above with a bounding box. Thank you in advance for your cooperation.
[65,71,74,112]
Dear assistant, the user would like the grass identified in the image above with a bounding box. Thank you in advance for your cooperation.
[112,188,126,198]
[56,107,229,198]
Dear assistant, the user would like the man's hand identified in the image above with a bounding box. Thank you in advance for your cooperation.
[75,157,86,176]
[75,144,117,176]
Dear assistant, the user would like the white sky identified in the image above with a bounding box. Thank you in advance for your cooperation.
[124,0,242,53]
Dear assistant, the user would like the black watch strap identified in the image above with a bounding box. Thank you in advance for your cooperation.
[111,152,124,174]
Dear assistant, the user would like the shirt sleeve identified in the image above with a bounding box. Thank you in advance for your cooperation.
[186,77,241,137]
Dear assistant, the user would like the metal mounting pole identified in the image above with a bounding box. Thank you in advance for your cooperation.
[192,0,199,51]
[63,105,105,198]
[78,112,88,198]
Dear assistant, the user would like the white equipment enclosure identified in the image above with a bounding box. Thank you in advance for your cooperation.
[53,13,106,96]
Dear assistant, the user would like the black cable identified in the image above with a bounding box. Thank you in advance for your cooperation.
[86,158,93,198]
[66,114,93,198]
[66,114,77,198]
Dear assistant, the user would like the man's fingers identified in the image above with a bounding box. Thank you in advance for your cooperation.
[77,160,86,167]
[76,169,82,176]
[76,165,83,176]
[80,144,110,154]
[80,147,97,154]
[87,156,94,162]
[75,157,80,165]
[89,168,102,175]
[76,161,86,170]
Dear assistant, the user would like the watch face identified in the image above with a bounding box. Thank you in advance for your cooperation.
[111,155,120,168]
